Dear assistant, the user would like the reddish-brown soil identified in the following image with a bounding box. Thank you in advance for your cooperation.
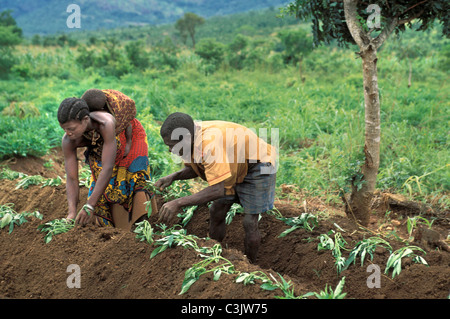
[0,149,449,300]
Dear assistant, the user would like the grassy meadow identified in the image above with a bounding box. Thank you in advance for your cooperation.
[0,12,448,209]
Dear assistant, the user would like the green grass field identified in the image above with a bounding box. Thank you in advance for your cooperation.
[0,16,448,208]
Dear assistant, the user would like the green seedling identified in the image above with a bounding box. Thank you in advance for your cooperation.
[43,159,54,168]
[0,203,42,234]
[12,174,62,189]
[264,273,303,299]
[145,199,153,218]
[305,277,347,299]
[180,244,235,295]
[149,224,236,295]
[15,175,45,189]
[406,216,434,240]
[236,271,305,299]
[266,207,283,219]
[177,205,198,227]
[40,176,62,187]
[78,167,92,188]
[134,220,154,244]
[344,237,392,269]
[235,271,273,286]
[318,231,347,274]
[402,164,449,196]
[225,203,244,225]
[277,212,318,237]
[385,246,428,278]
[150,225,200,258]
[146,179,192,202]
[0,167,26,180]
[38,218,75,243]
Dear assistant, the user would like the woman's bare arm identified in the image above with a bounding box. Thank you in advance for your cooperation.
[62,135,81,220]
[75,113,117,224]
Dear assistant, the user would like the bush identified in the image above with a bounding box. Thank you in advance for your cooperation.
[148,48,179,70]
[277,28,313,65]
[0,48,17,77]
[0,114,61,159]
[0,20,22,77]
[76,43,133,77]
[125,40,149,69]
[195,38,225,73]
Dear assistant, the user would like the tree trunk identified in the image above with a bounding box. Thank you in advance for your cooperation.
[408,59,412,88]
[343,0,390,226]
[345,47,381,226]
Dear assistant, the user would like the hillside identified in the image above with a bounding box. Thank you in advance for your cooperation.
[0,0,290,36]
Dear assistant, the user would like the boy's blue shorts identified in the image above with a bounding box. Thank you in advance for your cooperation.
[215,162,276,215]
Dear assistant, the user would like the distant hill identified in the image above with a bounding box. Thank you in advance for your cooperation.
[0,0,291,36]
[66,6,300,47]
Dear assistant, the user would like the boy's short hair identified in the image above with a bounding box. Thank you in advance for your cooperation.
[160,112,195,141]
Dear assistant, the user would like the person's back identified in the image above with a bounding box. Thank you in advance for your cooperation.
[187,120,276,195]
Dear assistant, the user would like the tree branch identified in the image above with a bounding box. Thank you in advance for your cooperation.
[397,0,429,18]
[343,0,366,49]
[372,0,427,50]
[373,17,397,49]
[398,9,425,25]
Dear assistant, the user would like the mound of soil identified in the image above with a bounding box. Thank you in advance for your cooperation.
[0,150,449,300]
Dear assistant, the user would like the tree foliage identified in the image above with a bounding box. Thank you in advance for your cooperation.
[281,0,449,226]
[277,28,313,65]
[175,12,205,48]
[281,0,449,47]
[0,10,22,76]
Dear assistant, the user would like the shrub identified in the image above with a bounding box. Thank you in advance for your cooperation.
[195,38,225,73]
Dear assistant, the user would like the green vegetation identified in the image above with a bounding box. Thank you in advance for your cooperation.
[0,167,62,189]
[344,237,392,269]
[315,229,428,277]
[37,218,75,243]
[179,243,235,295]
[276,212,318,237]
[406,216,435,241]
[385,246,428,278]
[177,205,198,227]
[0,203,42,234]
[225,203,244,225]
[317,231,348,274]
[133,220,154,245]
[2,3,444,295]
[0,7,448,210]
[0,10,22,76]
[306,277,347,299]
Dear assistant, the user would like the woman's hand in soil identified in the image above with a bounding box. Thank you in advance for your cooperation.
[75,206,94,226]
[158,200,181,224]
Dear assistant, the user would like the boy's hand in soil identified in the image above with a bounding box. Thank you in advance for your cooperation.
[155,175,173,191]
[158,200,181,224]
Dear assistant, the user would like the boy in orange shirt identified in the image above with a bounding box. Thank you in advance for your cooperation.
[156,112,277,263]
